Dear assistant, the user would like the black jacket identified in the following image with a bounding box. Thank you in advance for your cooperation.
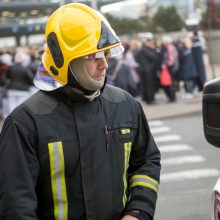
[106,58,136,96]
[0,85,161,220]
[135,45,157,75]
[191,40,206,83]
[6,63,33,90]
[177,45,197,81]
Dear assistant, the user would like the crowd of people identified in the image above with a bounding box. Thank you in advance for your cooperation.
[0,46,42,118]
[106,31,207,104]
[0,31,207,119]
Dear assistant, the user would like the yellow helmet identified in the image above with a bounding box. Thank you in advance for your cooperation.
[41,3,123,86]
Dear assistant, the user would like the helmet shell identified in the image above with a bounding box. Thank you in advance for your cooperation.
[42,3,122,85]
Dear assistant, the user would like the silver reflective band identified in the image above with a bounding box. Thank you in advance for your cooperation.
[129,175,159,194]
[48,142,68,220]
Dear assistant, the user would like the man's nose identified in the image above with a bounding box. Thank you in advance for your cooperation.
[98,57,108,69]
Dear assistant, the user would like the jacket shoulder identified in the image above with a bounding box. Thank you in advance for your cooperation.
[22,90,58,115]
[102,84,132,103]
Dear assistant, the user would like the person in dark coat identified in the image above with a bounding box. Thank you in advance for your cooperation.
[6,52,33,91]
[0,53,12,112]
[176,38,197,98]
[27,53,41,86]
[106,57,137,96]
[191,31,207,92]
[135,33,158,104]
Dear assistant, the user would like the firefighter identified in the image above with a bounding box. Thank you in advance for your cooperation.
[0,3,161,220]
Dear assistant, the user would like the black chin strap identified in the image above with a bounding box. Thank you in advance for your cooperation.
[67,66,107,95]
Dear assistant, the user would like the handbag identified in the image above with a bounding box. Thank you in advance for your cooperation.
[160,67,172,86]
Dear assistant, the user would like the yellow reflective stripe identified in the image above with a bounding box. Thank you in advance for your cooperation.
[121,128,131,134]
[48,142,68,220]
[57,142,68,220]
[122,143,128,207]
[130,181,158,193]
[48,143,59,219]
[122,142,132,207]
[129,175,159,194]
[131,175,159,185]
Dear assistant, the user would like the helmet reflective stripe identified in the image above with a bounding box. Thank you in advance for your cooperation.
[129,175,159,194]
[97,21,120,49]
[47,32,64,68]
[94,51,106,59]
[48,142,68,220]
[83,50,107,59]
[122,141,132,207]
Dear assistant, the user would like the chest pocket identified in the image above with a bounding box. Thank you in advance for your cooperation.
[108,124,136,144]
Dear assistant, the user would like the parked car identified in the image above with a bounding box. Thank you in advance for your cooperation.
[203,78,220,220]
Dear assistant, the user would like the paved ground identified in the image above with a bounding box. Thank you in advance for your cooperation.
[141,88,202,120]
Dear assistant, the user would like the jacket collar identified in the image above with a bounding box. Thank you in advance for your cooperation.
[45,77,107,105]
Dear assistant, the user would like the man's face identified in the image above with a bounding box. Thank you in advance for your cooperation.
[83,50,109,81]
[145,39,154,48]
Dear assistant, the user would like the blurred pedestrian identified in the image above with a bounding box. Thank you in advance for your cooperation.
[191,31,207,94]
[136,33,158,104]
[2,52,33,119]
[0,53,12,114]
[106,55,137,96]
[0,53,12,87]
[123,42,140,97]
[160,35,179,102]
[28,47,41,84]
[6,52,33,91]
[130,40,142,97]
[176,37,197,99]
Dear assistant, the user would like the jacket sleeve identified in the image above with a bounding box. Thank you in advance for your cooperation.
[0,114,39,219]
[125,102,161,219]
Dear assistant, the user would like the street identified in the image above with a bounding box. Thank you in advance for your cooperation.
[151,113,220,220]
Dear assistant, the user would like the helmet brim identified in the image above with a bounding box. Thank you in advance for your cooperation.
[33,64,64,91]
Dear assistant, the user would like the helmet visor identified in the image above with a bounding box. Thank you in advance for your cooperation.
[82,45,124,60]
[82,45,123,62]
[109,45,124,57]
[34,64,64,91]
